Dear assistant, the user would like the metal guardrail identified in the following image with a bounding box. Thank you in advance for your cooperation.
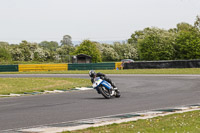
[18,64,68,72]
[68,63,115,70]
[0,65,18,72]
[0,63,118,72]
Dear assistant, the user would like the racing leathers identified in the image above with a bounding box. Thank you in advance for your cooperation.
[91,72,116,88]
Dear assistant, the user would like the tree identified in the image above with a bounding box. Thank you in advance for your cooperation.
[122,43,138,60]
[18,41,33,61]
[56,45,75,62]
[10,40,51,62]
[100,43,119,61]
[39,41,59,51]
[174,23,200,59]
[128,30,145,44]
[176,22,194,32]
[73,40,102,63]
[137,27,175,60]
[194,15,200,30]
[33,47,51,62]
[0,41,11,61]
[113,42,138,60]
[61,35,73,46]
[10,46,25,61]
[0,42,9,48]
[0,47,11,61]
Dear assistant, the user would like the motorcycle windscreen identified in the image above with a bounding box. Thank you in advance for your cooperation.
[101,80,112,90]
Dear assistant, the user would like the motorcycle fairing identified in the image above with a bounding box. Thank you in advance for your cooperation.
[92,77,112,90]
[101,80,112,90]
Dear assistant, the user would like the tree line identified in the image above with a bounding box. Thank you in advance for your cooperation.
[0,40,138,64]
[0,16,200,64]
[128,16,200,61]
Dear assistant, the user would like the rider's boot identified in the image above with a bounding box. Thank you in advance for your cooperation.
[113,87,118,90]
[113,87,119,92]
[114,88,120,97]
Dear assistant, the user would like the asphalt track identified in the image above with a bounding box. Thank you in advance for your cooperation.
[0,74,200,131]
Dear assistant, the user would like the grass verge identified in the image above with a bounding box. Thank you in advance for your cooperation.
[0,78,91,95]
[63,110,200,133]
[1,68,200,74]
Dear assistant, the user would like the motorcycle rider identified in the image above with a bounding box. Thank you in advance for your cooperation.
[89,70,119,94]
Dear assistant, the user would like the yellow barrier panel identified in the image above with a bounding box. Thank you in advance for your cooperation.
[19,64,68,72]
[115,62,123,70]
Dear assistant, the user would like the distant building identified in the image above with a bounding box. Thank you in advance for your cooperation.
[72,54,92,63]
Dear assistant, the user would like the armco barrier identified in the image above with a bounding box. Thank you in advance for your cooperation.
[124,60,200,69]
[0,65,18,72]
[18,64,68,72]
[68,63,115,70]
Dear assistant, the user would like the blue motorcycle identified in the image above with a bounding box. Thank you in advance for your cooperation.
[92,77,120,99]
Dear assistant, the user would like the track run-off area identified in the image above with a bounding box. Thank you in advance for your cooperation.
[0,74,200,131]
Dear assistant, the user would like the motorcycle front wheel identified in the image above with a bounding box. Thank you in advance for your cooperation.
[98,86,112,99]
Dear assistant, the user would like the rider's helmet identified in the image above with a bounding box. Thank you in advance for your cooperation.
[89,70,96,77]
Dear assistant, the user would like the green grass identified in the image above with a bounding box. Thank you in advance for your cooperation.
[1,68,200,74]
[0,78,91,95]
[63,110,200,133]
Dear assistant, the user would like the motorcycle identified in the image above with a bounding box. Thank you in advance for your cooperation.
[92,77,120,99]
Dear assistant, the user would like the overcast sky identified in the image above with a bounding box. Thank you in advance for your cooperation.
[0,0,200,44]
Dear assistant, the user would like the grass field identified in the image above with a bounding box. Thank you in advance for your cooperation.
[63,110,200,133]
[1,68,200,74]
[0,78,91,95]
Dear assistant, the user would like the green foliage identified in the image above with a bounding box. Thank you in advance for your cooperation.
[113,42,138,60]
[194,15,200,30]
[128,30,144,44]
[0,42,12,62]
[175,24,200,59]
[39,41,59,51]
[176,22,194,32]
[98,43,119,61]
[0,47,11,61]
[128,17,200,61]
[0,41,9,48]
[18,41,32,61]
[11,47,24,61]
[10,41,52,62]
[73,40,102,63]
[137,28,175,60]
[56,45,75,62]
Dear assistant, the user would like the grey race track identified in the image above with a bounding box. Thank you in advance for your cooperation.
[0,74,200,131]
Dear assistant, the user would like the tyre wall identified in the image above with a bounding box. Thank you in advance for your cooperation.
[124,60,200,69]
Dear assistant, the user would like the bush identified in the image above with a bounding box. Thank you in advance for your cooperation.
[0,47,12,61]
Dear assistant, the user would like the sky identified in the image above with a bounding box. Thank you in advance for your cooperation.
[0,0,200,44]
